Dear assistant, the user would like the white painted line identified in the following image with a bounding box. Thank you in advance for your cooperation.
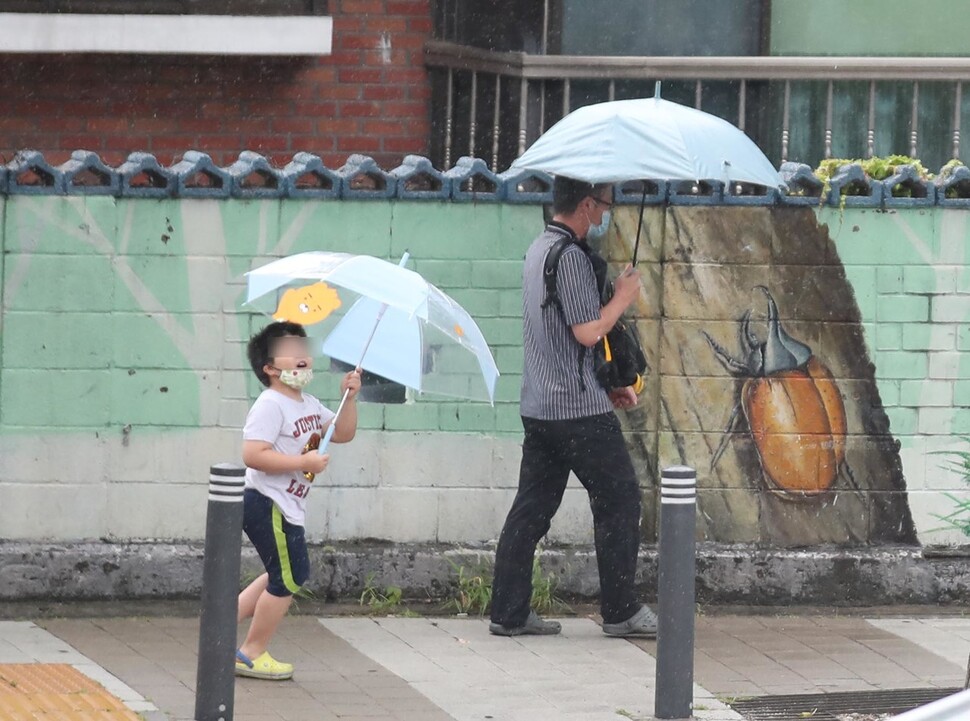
[0,13,333,55]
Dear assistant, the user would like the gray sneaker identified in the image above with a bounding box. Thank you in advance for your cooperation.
[489,610,562,637]
[602,605,658,638]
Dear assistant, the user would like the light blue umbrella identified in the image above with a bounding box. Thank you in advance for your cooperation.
[511,84,784,264]
[511,86,784,188]
[245,251,500,453]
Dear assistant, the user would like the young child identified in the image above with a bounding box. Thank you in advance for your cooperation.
[235,321,360,680]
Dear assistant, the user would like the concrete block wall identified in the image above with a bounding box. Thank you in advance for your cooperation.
[823,207,970,545]
[0,176,968,550]
[0,192,599,545]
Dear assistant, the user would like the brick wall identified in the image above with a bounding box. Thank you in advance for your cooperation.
[0,0,432,169]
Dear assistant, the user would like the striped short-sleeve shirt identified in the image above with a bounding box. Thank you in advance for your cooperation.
[520,222,614,421]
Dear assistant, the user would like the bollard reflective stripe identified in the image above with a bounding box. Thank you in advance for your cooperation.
[661,471,696,505]
[209,464,246,503]
[661,465,696,478]
[208,479,245,503]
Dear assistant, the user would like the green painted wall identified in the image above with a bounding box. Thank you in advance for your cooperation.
[0,196,541,438]
[770,0,970,57]
[826,207,970,435]
[1,196,968,546]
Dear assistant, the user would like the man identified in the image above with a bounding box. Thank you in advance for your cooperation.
[489,175,657,638]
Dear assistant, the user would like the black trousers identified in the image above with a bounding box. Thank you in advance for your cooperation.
[490,412,643,626]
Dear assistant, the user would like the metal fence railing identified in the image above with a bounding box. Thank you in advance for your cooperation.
[425,40,970,174]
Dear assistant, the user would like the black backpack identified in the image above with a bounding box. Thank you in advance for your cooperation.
[542,236,647,393]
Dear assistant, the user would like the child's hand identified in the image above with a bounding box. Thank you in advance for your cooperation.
[341,370,362,399]
[300,452,330,476]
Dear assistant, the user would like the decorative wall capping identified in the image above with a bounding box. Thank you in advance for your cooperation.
[59,149,121,196]
[0,150,968,208]
[281,152,340,199]
[826,163,884,207]
[778,162,825,206]
[615,179,667,205]
[882,164,937,208]
[936,164,970,208]
[389,155,451,200]
[6,150,64,194]
[443,156,503,202]
[337,154,396,199]
[668,179,724,206]
[225,151,285,199]
[117,152,176,198]
[170,150,231,199]
[497,167,553,204]
[722,181,780,207]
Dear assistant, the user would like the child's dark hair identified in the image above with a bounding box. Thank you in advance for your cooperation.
[248,321,308,387]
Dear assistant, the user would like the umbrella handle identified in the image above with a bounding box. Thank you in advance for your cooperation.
[318,422,338,456]
[318,384,354,455]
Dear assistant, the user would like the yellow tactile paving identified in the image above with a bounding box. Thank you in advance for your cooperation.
[0,664,141,721]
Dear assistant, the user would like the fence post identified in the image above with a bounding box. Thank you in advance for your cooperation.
[195,463,246,721]
[654,465,697,720]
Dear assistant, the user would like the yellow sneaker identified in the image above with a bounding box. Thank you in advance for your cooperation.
[235,650,294,680]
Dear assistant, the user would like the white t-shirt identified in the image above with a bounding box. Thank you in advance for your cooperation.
[243,389,336,526]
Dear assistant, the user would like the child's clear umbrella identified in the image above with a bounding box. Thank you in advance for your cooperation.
[244,251,500,452]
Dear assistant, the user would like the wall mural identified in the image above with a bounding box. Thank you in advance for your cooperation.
[605,205,921,546]
[704,287,848,499]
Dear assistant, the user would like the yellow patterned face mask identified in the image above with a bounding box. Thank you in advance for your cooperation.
[275,367,313,390]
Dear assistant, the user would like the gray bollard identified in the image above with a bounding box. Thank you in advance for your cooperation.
[195,463,246,721]
[654,465,697,720]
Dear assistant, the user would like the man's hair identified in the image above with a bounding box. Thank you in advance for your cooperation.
[248,321,308,387]
[552,176,611,215]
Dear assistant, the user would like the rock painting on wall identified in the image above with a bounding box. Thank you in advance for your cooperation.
[604,205,919,546]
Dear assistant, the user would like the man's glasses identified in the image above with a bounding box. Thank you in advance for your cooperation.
[590,196,613,209]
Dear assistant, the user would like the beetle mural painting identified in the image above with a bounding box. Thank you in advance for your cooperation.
[704,286,850,499]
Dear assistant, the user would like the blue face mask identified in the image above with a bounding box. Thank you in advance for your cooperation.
[586,209,611,243]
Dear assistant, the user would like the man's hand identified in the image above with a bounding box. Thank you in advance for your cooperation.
[341,370,362,399]
[613,265,642,310]
[609,386,638,410]
[300,451,330,476]
[571,266,643,348]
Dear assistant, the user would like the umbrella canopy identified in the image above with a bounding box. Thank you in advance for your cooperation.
[511,95,784,188]
[244,251,500,406]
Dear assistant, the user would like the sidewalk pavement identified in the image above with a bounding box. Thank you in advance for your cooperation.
[0,608,965,721]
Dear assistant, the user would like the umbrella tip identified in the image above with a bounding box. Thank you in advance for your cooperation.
[654,81,661,99]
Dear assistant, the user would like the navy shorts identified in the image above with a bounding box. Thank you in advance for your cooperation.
[243,489,309,598]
